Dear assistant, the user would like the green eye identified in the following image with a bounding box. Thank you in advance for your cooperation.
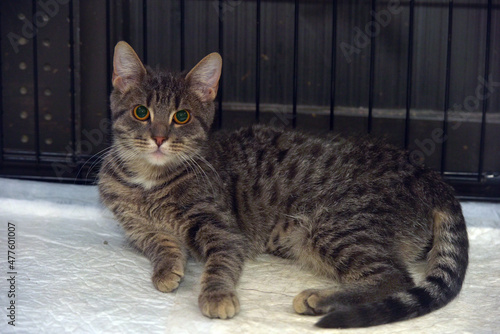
[173,109,191,124]
[133,105,150,121]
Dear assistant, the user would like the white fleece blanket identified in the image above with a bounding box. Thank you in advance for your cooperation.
[0,178,499,334]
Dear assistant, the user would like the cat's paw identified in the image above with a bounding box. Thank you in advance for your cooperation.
[198,290,240,319]
[293,289,333,315]
[152,265,184,293]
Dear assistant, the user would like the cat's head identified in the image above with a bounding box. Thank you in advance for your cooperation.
[109,41,222,168]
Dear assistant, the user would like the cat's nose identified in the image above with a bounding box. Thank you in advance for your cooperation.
[152,136,167,147]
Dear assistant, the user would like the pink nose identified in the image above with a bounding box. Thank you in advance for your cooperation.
[153,136,167,147]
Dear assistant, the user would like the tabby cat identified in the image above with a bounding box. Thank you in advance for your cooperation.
[98,41,468,328]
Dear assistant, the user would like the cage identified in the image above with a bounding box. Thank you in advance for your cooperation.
[0,0,499,200]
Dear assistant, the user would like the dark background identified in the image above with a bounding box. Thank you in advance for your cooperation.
[0,0,499,200]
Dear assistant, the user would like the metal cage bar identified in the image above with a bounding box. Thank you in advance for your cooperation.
[105,0,112,121]
[31,0,41,165]
[0,3,3,165]
[292,0,299,129]
[441,0,454,175]
[143,0,148,64]
[367,0,376,134]
[329,0,338,132]
[217,0,224,129]
[255,0,261,124]
[478,0,493,182]
[69,0,81,164]
[180,0,185,71]
[404,0,415,149]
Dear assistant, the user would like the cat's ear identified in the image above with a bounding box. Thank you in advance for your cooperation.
[112,41,147,93]
[186,53,222,102]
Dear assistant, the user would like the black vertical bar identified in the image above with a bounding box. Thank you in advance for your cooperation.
[122,0,130,42]
[441,0,454,175]
[143,0,148,64]
[478,0,492,181]
[70,0,76,163]
[255,0,261,123]
[330,0,338,132]
[292,0,299,129]
[106,0,112,122]
[404,0,415,149]
[180,0,185,71]
[69,0,81,166]
[32,0,40,164]
[0,4,3,164]
[217,0,224,129]
[367,0,376,134]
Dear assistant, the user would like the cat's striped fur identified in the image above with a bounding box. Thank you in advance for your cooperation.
[98,41,468,328]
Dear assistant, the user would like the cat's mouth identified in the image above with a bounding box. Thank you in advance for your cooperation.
[145,147,172,166]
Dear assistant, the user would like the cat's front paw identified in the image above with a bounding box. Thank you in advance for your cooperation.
[198,290,240,319]
[152,265,184,293]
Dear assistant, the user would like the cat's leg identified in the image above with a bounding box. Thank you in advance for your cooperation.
[147,234,187,293]
[121,218,187,293]
[292,214,415,315]
[185,214,247,319]
[198,251,243,320]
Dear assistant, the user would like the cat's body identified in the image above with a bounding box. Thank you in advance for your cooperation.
[98,42,468,328]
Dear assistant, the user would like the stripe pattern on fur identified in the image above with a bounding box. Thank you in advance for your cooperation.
[98,42,468,328]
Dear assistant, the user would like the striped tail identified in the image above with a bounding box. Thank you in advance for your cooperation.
[316,207,469,328]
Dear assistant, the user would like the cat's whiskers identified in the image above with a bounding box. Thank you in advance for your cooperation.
[191,151,222,186]
[177,151,202,182]
[176,149,217,196]
[170,144,218,196]
[90,147,123,184]
[105,147,141,182]
[80,146,115,182]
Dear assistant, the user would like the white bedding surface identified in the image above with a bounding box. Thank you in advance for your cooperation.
[0,177,499,334]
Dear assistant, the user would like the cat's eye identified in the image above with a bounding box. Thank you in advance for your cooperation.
[173,109,191,125]
[133,105,150,121]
